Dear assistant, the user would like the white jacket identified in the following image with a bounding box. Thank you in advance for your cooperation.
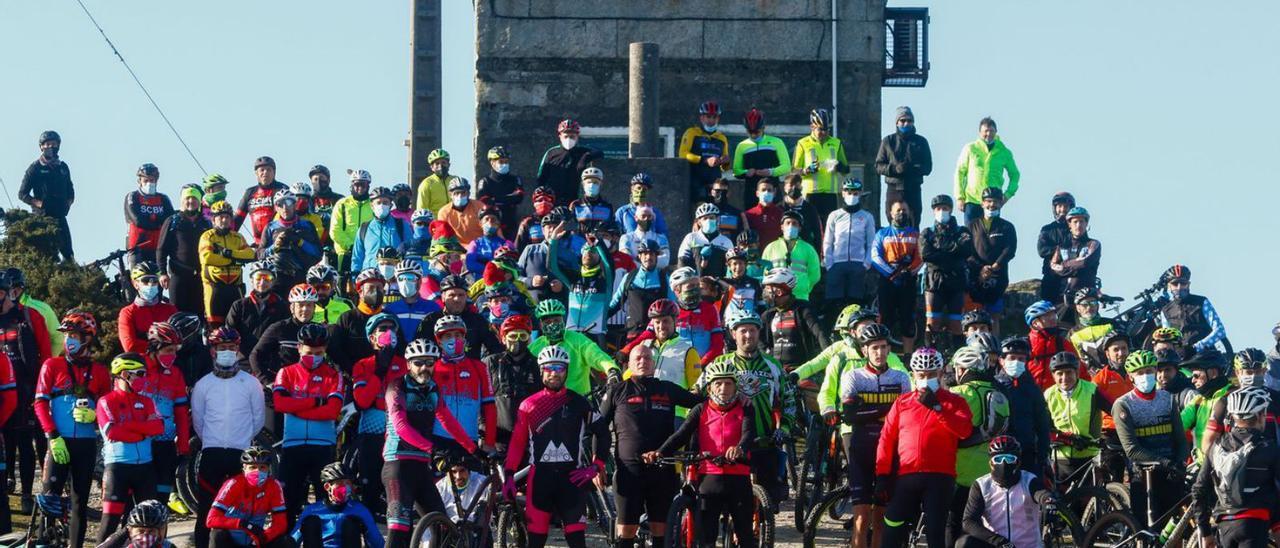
[192,370,266,450]
[822,208,875,269]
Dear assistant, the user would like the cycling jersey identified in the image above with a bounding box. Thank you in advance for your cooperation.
[350,215,412,272]
[1207,386,1280,442]
[761,299,827,367]
[962,471,1048,548]
[311,296,354,325]
[536,144,602,208]
[19,296,59,358]
[123,190,174,252]
[674,302,724,366]
[191,369,265,450]
[642,336,701,390]
[260,216,322,266]
[415,174,450,216]
[1069,320,1114,369]
[1043,380,1104,459]
[954,138,1019,206]
[792,134,849,194]
[234,181,288,245]
[465,234,514,275]
[760,238,822,301]
[207,473,288,544]
[678,126,730,189]
[822,206,876,269]
[876,388,975,477]
[271,361,343,447]
[528,332,619,397]
[1181,375,1231,455]
[97,389,164,464]
[504,387,606,472]
[797,339,908,381]
[1027,328,1080,390]
[329,195,373,257]
[744,203,784,247]
[291,500,384,548]
[1113,388,1187,465]
[1190,427,1280,535]
[656,399,754,476]
[438,473,487,525]
[312,188,344,233]
[483,350,540,446]
[830,360,910,437]
[352,353,407,434]
[117,299,178,354]
[723,275,762,317]
[1156,293,1227,353]
[598,376,703,463]
[431,356,497,448]
[34,357,110,439]
[615,203,669,236]
[732,133,791,183]
[610,267,669,337]
[548,242,612,336]
[570,197,614,235]
[1091,365,1132,431]
[870,224,923,282]
[133,357,190,444]
[199,228,256,284]
[696,352,795,436]
[438,200,485,245]
[383,375,476,462]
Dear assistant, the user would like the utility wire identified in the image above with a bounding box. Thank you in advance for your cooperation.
[0,175,16,209]
[72,0,207,175]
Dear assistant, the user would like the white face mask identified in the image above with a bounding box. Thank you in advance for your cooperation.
[495,163,511,175]
[142,182,158,195]
[452,196,468,208]
[935,210,951,224]
[560,137,578,150]
[843,194,860,206]
[984,208,1001,219]
[1133,373,1157,393]
[372,203,391,218]
[1239,372,1265,388]
[1003,359,1027,378]
[215,350,238,367]
[398,279,420,297]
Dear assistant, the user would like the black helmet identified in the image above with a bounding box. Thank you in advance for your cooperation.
[1183,348,1225,372]
[980,187,1004,201]
[930,194,954,209]
[438,275,469,292]
[38,130,61,145]
[240,446,273,465]
[1162,264,1191,284]
[375,246,402,262]
[125,499,168,529]
[1051,191,1075,207]
[168,311,203,343]
[988,435,1022,457]
[137,163,160,178]
[308,165,330,178]
[4,268,25,288]
[809,108,832,130]
[369,186,393,201]
[0,272,13,291]
[297,323,329,347]
[735,229,758,247]
[1000,336,1031,356]
[961,310,993,330]
[1049,351,1081,372]
[320,462,352,484]
[1098,330,1129,352]
[856,323,892,346]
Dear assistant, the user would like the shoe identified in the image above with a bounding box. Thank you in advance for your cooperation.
[167,492,190,515]
[20,495,32,515]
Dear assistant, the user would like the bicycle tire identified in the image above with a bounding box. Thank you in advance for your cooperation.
[802,486,853,548]
[409,511,460,548]
[793,422,826,532]
[585,484,616,544]
[1104,481,1131,511]
[1082,510,1145,547]
[751,483,776,548]
[1042,504,1086,547]
[495,502,526,548]
[1063,485,1123,532]
[663,494,697,548]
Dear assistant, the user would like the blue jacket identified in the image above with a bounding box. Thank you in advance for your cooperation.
[465,235,513,275]
[998,370,1052,471]
[351,216,412,272]
[291,501,384,548]
[615,203,669,235]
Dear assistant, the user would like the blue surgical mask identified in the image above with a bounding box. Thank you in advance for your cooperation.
[495,163,511,175]
[759,191,775,204]
[924,377,940,391]
[1003,359,1027,378]
[413,226,431,239]
[583,182,600,197]
[483,224,498,237]
[443,338,465,358]
[897,125,915,134]
[1133,373,1157,393]
[702,220,719,234]
[64,337,82,356]
[139,285,160,301]
[452,196,468,208]
[397,279,420,297]
[984,208,1001,219]
[783,225,800,240]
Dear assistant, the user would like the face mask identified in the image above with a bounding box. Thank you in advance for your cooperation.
[397,279,420,297]
[378,265,396,281]
[783,225,800,240]
[495,163,511,175]
[1133,373,1157,393]
[489,301,509,317]
[583,182,600,197]
[432,165,449,176]
[759,191,775,204]
[892,213,909,227]
[1003,359,1027,378]
[984,208,1001,219]
[710,190,727,203]
[483,224,498,237]
[710,391,734,406]
[843,194,860,207]
[991,462,1021,488]
[42,147,59,161]
[142,183,158,196]
[158,354,177,368]
[215,350,238,368]
[204,190,227,205]
[452,196,468,208]
[787,187,802,199]
[64,337,82,356]
[631,189,647,204]
[679,288,701,307]
[560,137,578,150]
[636,220,652,231]
[534,201,553,217]
[301,355,326,369]
[702,220,719,234]
[935,210,951,224]
[542,321,564,341]
[1239,372,1265,388]
[139,285,160,301]
[897,125,915,134]
[702,124,718,133]
[372,204,391,219]
[245,470,269,486]
[329,484,350,505]
[442,338,465,358]
[413,226,430,239]
[362,289,384,308]
[375,330,397,349]
[394,197,410,210]
[923,377,940,391]
[129,531,162,548]
[1170,287,1190,300]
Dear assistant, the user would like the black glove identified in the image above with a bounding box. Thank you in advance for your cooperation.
[374,346,395,378]
[606,368,622,386]
[874,475,893,504]
[220,247,234,259]
[787,371,800,384]
[994,538,1013,548]
[313,396,326,407]
[917,387,940,409]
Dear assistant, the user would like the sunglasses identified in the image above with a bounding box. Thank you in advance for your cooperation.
[540,364,567,373]
[505,332,530,342]
[990,454,1018,465]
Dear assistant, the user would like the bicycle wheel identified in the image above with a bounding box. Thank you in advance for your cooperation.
[1104,481,1131,511]
[1082,511,1144,547]
[664,494,697,548]
[802,486,853,548]
[793,423,825,532]
[1064,485,1123,532]
[409,511,461,548]
[1042,505,1087,547]
[585,484,617,544]
[751,483,776,548]
[495,503,526,548]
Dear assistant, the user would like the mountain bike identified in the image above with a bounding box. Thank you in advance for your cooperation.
[662,452,774,548]
[792,412,843,533]
[1082,461,1199,547]
[410,453,507,548]
[1048,435,1130,530]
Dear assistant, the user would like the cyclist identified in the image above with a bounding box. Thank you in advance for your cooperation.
[96,352,165,543]
[1114,348,1188,524]
[258,186,323,295]
[609,238,670,340]
[679,101,731,201]
[352,186,411,273]
[415,274,502,360]
[502,346,608,548]
[329,269,387,368]
[1205,348,1280,448]
[416,149,452,216]
[225,261,288,357]
[1156,347,1196,408]
[722,247,762,316]
[979,333,1051,476]
[616,173,668,235]
[793,108,850,219]
[696,307,794,509]
[527,299,620,396]
[1047,206,1102,306]
[647,359,758,548]
[191,326,266,548]
[7,267,58,358]
[1036,191,1075,303]
[1,277,53,516]
[678,203,734,273]
[1190,386,1279,548]
[546,233,612,342]
[965,187,1017,321]
[734,108,792,202]
[97,499,177,548]
[124,163,175,268]
[382,259,436,335]
[33,310,108,546]
[199,201,257,326]
[308,165,344,236]
[1043,351,1106,482]
[1067,286,1116,369]
[1150,326,1188,365]
[350,313,406,515]
[516,187,555,251]
[305,264,352,325]
[19,130,75,261]
[119,261,179,354]
[287,181,326,243]
[272,323,344,525]
[780,174,824,247]
[206,446,290,548]
[870,200,923,352]
[827,322,910,548]
[632,300,701,419]
[233,157,289,247]
[876,347,974,548]
[431,315,497,458]
[138,322,193,511]
[383,338,478,547]
[761,267,828,380]
[761,209,822,300]
[1025,300,1080,389]
[157,183,213,316]
[875,106,932,227]
[1091,330,1134,473]
[292,462,383,548]
[957,436,1059,548]
[962,309,993,339]
[251,284,322,421]
[1153,264,1229,354]
[439,178,485,245]
[404,209,433,262]
[436,451,489,529]
[330,169,374,279]
[947,346,1012,546]
[599,344,704,548]
[920,194,974,353]
[201,173,230,220]
[798,306,907,387]
[536,119,602,208]
[483,315,539,452]
[1181,349,1233,456]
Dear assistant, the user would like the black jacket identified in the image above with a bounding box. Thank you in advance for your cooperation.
[1191,427,1280,534]
[477,171,525,234]
[874,131,933,188]
[250,317,309,386]
[998,371,1053,472]
[225,292,289,357]
[414,308,503,360]
[920,219,973,293]
[761,299,829,367]
[1036,217,1070,276]
[536,145,601,208]
[966,217,1017,302]
[483,349,541,445]
[157,211,213,275]
[19,159,74,217]
[597,377,704,463]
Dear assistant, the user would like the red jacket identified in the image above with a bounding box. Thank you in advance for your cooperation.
[876,389,974,477]
[745,203,783,246]
[352,355,407,412]
[207,473,288,543]
[134,356,192,453]
[117,301,179,354]
[1028,327,1080,390]
[34,357,111,437]
[0,354,18,427]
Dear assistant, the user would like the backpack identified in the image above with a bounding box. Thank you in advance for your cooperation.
[956,382,1011,447]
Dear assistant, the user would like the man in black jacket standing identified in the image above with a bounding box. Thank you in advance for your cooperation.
[157,184,213,316]
[965,188,1017,326]
[536,119,601,208]
[875,106,933,227]
[483,315,540,452]
[477,146,525,237]
[18,130,75,261]
[1036,192,1074,303]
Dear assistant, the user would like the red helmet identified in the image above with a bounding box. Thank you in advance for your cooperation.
[647,299,679,319]
[744,108,765,132]
[557,119,581,134]
[58,310,98,337]
[698,101,720,117]
[207,326,241,346]
[500,315,532,337]
[147,322,183,349]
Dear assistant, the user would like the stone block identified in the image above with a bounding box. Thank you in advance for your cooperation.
[617,20,704,59]
[478,17,618,58]
[528,0,831,20]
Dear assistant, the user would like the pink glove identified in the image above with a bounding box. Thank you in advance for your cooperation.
[569,461,603,487]
[502,476,517,501]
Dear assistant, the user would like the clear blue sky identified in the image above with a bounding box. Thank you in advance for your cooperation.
[2,1,1277,349]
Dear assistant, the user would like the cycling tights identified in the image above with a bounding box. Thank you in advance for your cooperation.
[169,269,202,317]
[299,514,364,548]
[281,445,333,528]
[195,447,245,548]
[526,463,587,548]
[204,281,242,326]
[42,437,96,547]
[356,433,385,516]
[98,462,158,543]
[383,459,446,548]
[1216,517,1271,548]
[5,426,42,499]
[697,474,757,548]
[211,529,292,548]
[153,440,178,497]
[748,448,783,510]
[881,472,954,548]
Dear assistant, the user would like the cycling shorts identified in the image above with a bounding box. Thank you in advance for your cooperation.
[924,290,964,321]
[614,462,678,525]
[843,432,878,505]
[382,459,444,532]
[526,463,587,535]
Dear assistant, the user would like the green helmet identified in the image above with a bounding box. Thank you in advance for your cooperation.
[534,299,566,319]
[834,304,863,331]
[427,149,450,164]
[702,360,738,384]
[202,173,229,191]
[1124,349,1159,373]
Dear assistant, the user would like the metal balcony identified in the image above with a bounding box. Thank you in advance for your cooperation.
[884,7,930,87]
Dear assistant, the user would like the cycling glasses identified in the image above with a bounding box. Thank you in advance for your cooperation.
[540,363,567,373]
[504,331,530,342]
[990,454,1018,465]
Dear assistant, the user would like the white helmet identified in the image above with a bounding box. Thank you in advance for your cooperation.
[762,267,798,289]
[910,348,944,372]
[347,169,372,183]
[405,338,441,360]
[290,181,314,197]
[1227,386,1271,418]
[537,345,571,367]
[695,203,720,219]
[580,167,604,182]
[951,346,987,372]
[272,189,295,205]
[669,266,699,289]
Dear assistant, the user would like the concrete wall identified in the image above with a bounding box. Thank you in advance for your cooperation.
[475,0,886,243]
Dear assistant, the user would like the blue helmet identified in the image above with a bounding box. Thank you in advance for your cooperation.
[1024,300,1055,327]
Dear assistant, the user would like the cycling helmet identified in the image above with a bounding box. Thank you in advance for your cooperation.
[1098,330,1129,352]
[1073,286,1101,304]
[434,275,466,293]
[1227,386,1272,418]
[1065,207,1090,221]
[580,167,604,182]
[840,178,864,193]
[961,309,993,330]
[1000,336,1031,356]
[427,149,450,164]
[724,308,762,330]
[736,229,759,247]
[848,307,881,326]
[405,338,442,361]
[395,259,423,278]
[1183,349,1226,372]
[762,267,798,289]
[981,187,1004,202]
[288,283,320,304]
[967,332,1000,356]
[240,446,273,465]
[364,313,398,338]
[930,194,954,210]
[0,273,13,292]
[434,315,467,337]
[58,310,98,337]
[1154,347,1181,366]
[951,347,987,372]
[856,323,892,346]
[834,304,864,331]
[725,247,748,262]
[1023,300,1055,327]
[147,322,182,348]
[290,181,313,197]
[1234,348,1268,371]
[647,299,678,319]
[254,156,275,169]
[669,267,699,289]
[988,435,1022,457]
[391,183,412,196]
[306,263,339,285]
[354,268,385,288]
[534,299,566,319]
[629,172,653,188]
[1124,349,1159,373]
[131,261,161,281]
[375,247,402,263]
[202,173,229,192]
[1051,191,1076,207]
[537,345,570,367]
[38,130,61,145]
[125,499,168,529]
[556,119,581,134]
[272,188,295,205]
[701,360,738,384]
[1049,351,1081,372]
[486,146,510,161]
[809,108,832,130]
[910,348,944,372]
[5,268,24,288]
[110,353,148,376]
[1151,327,1184,344]
[137,163,160,178]
[320,462,352,484]
[694,203,719,219]
[744,108,765,132]
[1162,264,1191,283]
[167,312,202,342]
[698,101,720,117]
[308,165,330,178]
[297,323,329,346]
[369,186,393,201]
[492,246,518,264]
[207,326,241,346]
[209,201,233,216]
[479,207,503,221]
[500,315,532,336]
[411,209,434,224]
[446,177,470,193]
[532,186,556,202]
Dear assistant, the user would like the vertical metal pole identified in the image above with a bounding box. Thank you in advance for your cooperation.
[628,42,660,159]
[409,0,443,193]
[831,0,839,135]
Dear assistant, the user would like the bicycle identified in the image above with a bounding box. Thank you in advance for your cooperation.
[1082,461,1199,547]
[897,493,1084,548]
[662,452,775,548]
[409,453,507,548]
[0,495,70,548]
[792,412,843,533]
[1047,435,1130,530]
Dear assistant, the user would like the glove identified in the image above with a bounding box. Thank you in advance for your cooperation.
[219,247,234,259]
[501,476,517,501]
[840,405,859,426]
[314,397,326,408]
[823,411,840,427]
[71,407,96,424]
[994,538,1013,548]
[874,475,892,504]
[804,162,819,175]
[49,436,70,465]
[606,369,622,387]
[917,387,940,409]
[787,371,800,384]
[568,462,602,487]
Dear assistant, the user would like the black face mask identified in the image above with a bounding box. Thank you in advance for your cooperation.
[991,462,1021,488]
[352,190,369,201]
[787,188,802,199]
[361,290,384,308]
[892,213,909,227]
[42,147,59,161]
[710,190,727,203]
[394,197,411,209]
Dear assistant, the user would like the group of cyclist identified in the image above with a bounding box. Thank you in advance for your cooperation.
[6,107,1273,548]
